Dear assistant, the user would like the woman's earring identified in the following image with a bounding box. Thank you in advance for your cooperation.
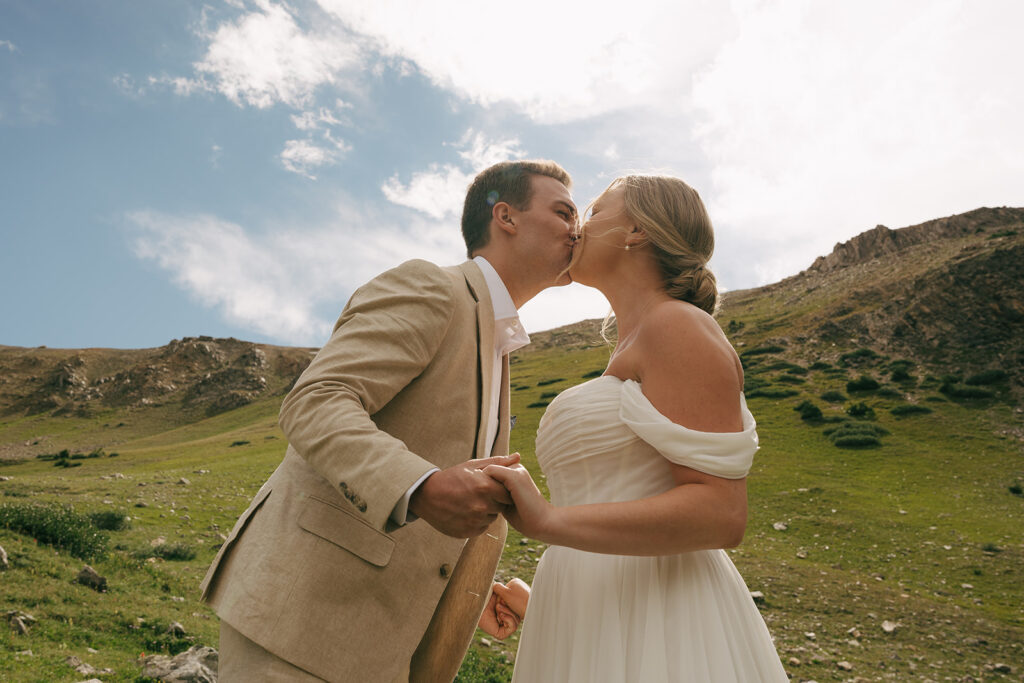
[624,244,631,251]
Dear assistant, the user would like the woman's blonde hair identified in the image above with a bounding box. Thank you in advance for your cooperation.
[613,174,719,315]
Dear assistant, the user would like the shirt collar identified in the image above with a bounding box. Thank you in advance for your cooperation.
[473,255,530,356]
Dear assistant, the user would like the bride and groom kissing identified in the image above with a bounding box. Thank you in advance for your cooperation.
[199,160,789,682]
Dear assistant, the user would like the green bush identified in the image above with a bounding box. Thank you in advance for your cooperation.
[539,391,558,399]
[581,369,604,379]
[964,369,1008,386]
[846,402,876,420]
[744,376,769,392]
[891,405,933,417]
[821,390,847,403]
[794,400,822,421]
[876,387,902,398]
[839,348,881,367]
[536,378,565,386]
[941,383,995,399]
[833,435,883,448]
[455,648,511,683]
[0,502,109,560]
[527,401,550,408]
[809,361,832,370]
[776,375,806,385]
[89,510,132,531]
[746,388,800,399]
[1007,483,1022,497]
[823,421,888,449]
[136,542,197,562]
[740,344,786,358]
[514,386,529,391]
[847,376,880,392]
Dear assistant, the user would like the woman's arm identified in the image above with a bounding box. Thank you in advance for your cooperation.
[487,302,749,555]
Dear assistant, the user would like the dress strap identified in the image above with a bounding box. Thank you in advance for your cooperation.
[618,379,757,479]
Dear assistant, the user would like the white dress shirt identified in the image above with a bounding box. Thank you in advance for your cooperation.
[389,256,529,526]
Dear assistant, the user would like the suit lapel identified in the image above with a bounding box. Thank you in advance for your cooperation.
[456,261,495,461]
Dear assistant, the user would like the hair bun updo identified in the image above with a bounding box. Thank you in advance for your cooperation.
[617,175,720,315]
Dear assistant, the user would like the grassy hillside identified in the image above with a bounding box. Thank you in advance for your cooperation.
[2,207,1022,681]
[2,332,1021,681]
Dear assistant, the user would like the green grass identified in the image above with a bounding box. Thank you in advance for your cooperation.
[2,336,1022,682]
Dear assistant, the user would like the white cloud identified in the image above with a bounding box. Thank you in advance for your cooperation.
[126,204,466,345]
[691,0,1024,285]
[190,0,361,109]
[280,134,351,179]
[315,0,735,123]
[1,40,17,53]
[381,130,525,218]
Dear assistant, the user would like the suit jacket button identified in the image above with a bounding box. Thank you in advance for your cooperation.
[439,563,451,578]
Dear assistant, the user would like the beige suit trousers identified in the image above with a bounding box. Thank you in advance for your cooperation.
[219,621,411,683]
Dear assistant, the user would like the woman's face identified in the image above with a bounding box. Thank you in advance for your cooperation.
[568,184,631,285]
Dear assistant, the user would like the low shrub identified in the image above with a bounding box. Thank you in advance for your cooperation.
[794,400,822,421]
[746,388,800,399]
[229,440,250,447]
[89,510,132,531]
[941,383,995,399]
[536,378,565,386]
[514,386,529,391]
[776,375,806,385]
[823,421,889,449]
[1008,483,1022,497]
[964,369,1008,386]
[891,405,933,417]
[839,348,881,367]
[846,402,876,420]
[809,361,832,370]
[581,370,604,379]
[740,345,786,358]
[540,391,558,399]
[527,401,550,408]
[847,376,880,392]
[136,542,197,562]
[0,502,109,560]
[876,387,902,398]
[821,391,846,403]
[744,376,770,392]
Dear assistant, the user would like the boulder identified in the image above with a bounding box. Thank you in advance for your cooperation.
[139,645,218,683]
[76,565,108,592]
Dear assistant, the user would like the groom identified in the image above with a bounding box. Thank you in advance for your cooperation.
[200,160,577,682]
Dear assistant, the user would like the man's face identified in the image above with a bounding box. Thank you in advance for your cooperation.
[512,175,578,287]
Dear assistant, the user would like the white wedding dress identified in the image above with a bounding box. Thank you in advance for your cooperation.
[510,376,788,683]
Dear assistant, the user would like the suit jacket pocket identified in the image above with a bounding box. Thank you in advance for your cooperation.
[298,495,395,567]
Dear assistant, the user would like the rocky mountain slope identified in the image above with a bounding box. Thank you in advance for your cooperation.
[1,206,1021,426]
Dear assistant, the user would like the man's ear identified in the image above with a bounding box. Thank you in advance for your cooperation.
[491,202,517,235]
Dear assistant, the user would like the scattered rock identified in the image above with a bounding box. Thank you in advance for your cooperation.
[16,650,33,657]
[178,477,191,485]
[750,590,766,605]
[7,610,37,635]
[796,550,808,559]
[167,621,187,636]
[139,645,218,683]
[479,637,492,647]
[135,501,148,508]
[74,679,104,683]
[0,475,12,481]
[76,565,108,592]
[151,536,167,547]
[847,627,862,638]
[787,657,801,667]
[804,632,816,641]
[0,544,8,570]
[65,655,113,676]
[837,661,853,671]
[194,469,210,474]
[881,620,899,633]
[772,522,788,531]
[990,663,1013,674]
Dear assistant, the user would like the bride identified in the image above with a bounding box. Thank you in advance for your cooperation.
[479,175,788,682]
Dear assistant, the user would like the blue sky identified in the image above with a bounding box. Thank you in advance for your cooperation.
[2,0,1021,349]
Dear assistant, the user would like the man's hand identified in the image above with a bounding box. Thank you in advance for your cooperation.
[409,454,520,538]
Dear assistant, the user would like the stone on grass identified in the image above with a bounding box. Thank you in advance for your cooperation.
[139,645,218,683]
[750,591,766,605]
[881,620,899,633]
[837,660,853,671]
[0,544,8,570]
[76,565,108,592]
[65,655,113,676]
[772,522,788,531]
[167,621,186,636]
[7,610,37,635]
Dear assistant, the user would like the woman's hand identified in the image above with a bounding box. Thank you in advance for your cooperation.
[482,462,557,541]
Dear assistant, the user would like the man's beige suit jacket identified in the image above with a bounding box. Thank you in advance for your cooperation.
[200,259,511,682]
